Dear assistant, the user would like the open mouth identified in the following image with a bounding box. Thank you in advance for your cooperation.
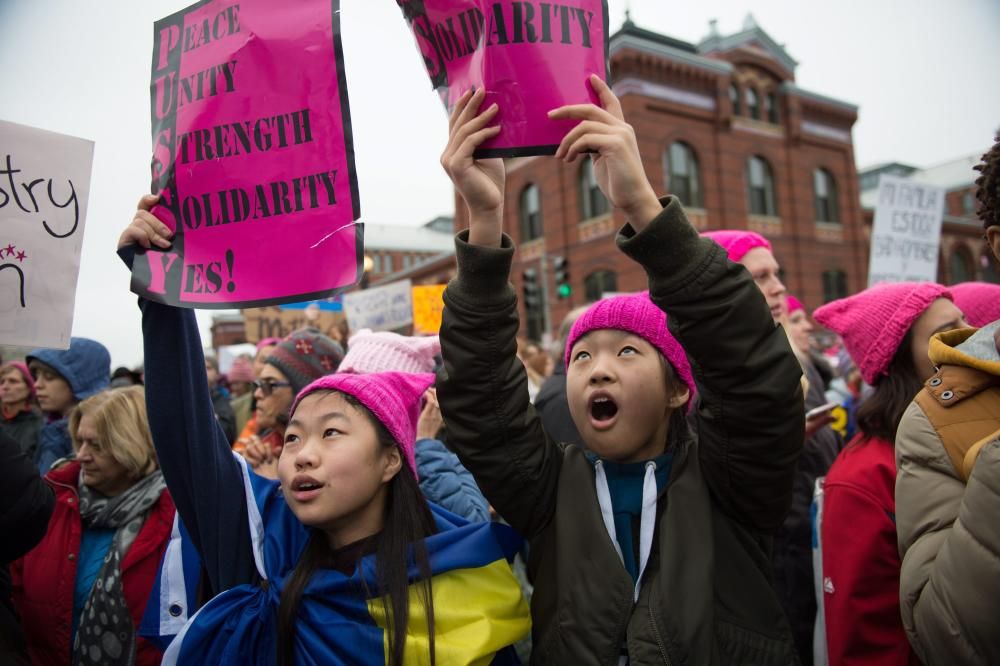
[290,476,324,501]
[589,393,619,429]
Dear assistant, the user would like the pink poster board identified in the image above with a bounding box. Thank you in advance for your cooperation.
[397,0,610,158]
[134,0,361,308]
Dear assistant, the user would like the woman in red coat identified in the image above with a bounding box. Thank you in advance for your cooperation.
[813,283,965,665]
[11,386,174,666]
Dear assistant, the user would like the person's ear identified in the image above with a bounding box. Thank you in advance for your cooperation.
[381,446,403,484]
[667,385,691,410]
[987,226,1000,263]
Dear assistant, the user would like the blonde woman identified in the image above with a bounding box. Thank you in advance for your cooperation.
[10,387,175,666]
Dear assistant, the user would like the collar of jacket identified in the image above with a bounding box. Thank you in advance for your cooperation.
[929,326,1000,376]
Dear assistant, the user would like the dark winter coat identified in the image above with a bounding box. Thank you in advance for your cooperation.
[437,197,804,665]
[0,432,54,666]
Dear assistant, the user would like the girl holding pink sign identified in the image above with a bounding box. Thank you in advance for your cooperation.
[436,77,803,663]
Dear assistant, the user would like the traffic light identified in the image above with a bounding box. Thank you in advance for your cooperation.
[554,256,571,299]
[522,268,541,311]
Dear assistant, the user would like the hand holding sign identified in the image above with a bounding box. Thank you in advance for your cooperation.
[549,75,660,230]
[118,194,173,250]
[440,88,505,247]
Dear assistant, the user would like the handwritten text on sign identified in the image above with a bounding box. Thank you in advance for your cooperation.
[342,280,414,332]
[0,120,93,349]
[133,0,361,309]
[868,174,945,287]
[397,0,609,158]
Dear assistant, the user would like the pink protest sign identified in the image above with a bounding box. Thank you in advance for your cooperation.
[135,0,361,309]
[397,0,610,158]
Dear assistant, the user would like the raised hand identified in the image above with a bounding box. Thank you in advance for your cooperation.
[549,75,661,230]
[118,194,173,250]
[440,88,506,247]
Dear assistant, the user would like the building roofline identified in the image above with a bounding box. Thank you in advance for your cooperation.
[697,25,798,74]
[781,82,858,113]
[369,251,455,288]
[611,31,733,75]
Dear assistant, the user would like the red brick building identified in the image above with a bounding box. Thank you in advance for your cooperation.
[454,17,868,340]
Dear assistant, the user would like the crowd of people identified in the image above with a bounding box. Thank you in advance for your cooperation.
[1,76,998,665]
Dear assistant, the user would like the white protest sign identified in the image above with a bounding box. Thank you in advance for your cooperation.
[0,120,94,349]
[868,174,945,287]
[342,279,413,332]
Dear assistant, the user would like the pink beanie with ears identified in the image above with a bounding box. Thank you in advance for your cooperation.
[564,292,696,409]
[701,230,772,263]
[787,295,805,315]
[339,329,440,375]
[813,282,952,385]
[290,372,435,474]
[949,282,1000,328]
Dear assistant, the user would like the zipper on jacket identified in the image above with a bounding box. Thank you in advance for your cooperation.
[648,601,674,666]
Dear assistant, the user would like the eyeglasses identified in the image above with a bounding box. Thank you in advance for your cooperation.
[253,378,292,396]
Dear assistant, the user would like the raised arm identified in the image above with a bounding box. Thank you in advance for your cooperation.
[436,89,562,538]
[119,196,258,593]
[550,76,803,532]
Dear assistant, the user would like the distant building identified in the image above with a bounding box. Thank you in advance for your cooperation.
[365,216,456,287]
[453,15,868,339]
[859,152,998,285]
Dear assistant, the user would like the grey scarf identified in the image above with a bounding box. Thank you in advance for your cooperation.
[72,470,166,666]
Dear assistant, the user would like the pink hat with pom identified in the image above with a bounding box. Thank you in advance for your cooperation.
[290,372,436,474]
[813,282,952,385]
[227,356,255,384]
[701,230,772,263]
[949,282,1000,328]
[339,329,440,375]
[787,295,805,315]
[564,292,695,409]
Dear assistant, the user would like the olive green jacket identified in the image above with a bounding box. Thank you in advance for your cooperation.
[437,197,803,665]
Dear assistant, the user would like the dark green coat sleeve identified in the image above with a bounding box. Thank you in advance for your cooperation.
[618,196,804,532]
[436,231,562,539]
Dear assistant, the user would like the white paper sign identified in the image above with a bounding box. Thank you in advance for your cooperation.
[342,279,413,332]
[868,174,945,287]
[0,120,94,348]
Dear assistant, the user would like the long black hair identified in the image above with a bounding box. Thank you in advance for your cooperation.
[276,391,438,666]
[855,328,923,444]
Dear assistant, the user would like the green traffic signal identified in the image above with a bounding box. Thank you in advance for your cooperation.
[558,283,572,298]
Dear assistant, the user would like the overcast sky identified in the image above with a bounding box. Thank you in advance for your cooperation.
[1,0,997,367]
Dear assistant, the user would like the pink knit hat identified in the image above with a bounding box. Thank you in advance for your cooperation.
[1,361,36,399]
[290,372,435,474]
[227,356,255,384]
[813,282,952,385]
[339,329,440,375]
[564,292,695,408]
[787,295,804,315]
[701,230,772,263]
[949,282,1000,328]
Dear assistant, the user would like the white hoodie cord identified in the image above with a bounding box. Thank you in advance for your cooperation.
[595,460,659,603]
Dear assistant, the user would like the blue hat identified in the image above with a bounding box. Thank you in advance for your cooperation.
[27,337,111,401]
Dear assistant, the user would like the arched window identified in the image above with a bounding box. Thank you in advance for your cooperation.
[584,270,618,302]
[813,168,839,223]
[519,184,543,241]
[665,142,703,208]
[747,156,777,216]
[766,92,779,124]
[950,246,974,284]
[746,88,760,120]
[729,84,741,115]
[579,157,609,220]
[822,270,848,303]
